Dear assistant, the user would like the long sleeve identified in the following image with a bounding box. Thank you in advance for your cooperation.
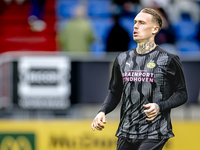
[98,57,123,115]
[98,92,121,115]
[157,55,188,111]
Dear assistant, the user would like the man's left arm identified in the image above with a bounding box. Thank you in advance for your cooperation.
[144,55,188,121]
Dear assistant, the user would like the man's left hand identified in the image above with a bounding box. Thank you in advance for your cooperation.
[143,103,160,121]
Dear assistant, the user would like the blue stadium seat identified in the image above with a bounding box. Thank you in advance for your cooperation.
[119,17,134,38]
[91,18,113,52]
[91,18,113,39]
[88,0,112,17]
[119,17,137,50]
[56,0,79,19]
[176,40,200,52]
[90,41,105,53]
[173,13,199,39]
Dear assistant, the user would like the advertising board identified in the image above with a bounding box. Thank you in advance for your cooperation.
[17,56,71,109]
[0,120,199,150]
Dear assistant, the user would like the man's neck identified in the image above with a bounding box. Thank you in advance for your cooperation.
[136,40,156,54]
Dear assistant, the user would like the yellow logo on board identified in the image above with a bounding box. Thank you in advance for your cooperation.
[0,135,33,150]
[147,61,156,68]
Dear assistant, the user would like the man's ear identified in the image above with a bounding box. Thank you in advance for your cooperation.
[152,26,159,35]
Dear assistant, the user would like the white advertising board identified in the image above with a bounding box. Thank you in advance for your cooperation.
[17,56,71,109]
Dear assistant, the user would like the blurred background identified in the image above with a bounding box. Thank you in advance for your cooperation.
[0,0,199,150]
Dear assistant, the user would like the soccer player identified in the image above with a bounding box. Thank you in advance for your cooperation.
[91,8,188,150]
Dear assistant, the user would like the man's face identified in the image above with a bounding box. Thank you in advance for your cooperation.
[133,12,157,43]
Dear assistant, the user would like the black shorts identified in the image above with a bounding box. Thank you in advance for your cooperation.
[117,137,168,150]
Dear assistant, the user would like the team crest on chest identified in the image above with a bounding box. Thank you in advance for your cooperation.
[147,60,156,68]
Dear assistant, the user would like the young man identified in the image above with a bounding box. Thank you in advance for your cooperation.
[91,8,188,150]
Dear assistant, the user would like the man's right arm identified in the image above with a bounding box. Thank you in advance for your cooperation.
[100,56,123,114]
[98,91,121,115]
[91,91,121,131]
[91,57,123,131]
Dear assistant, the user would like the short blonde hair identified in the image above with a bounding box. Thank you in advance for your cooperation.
[140,8,162,31]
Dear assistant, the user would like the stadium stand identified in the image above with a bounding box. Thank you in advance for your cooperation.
[0,0,57,53]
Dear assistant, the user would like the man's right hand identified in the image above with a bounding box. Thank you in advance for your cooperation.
[91,112,106,131]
